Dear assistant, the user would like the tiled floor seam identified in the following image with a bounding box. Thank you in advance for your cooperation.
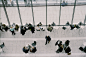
[0,37,86,40]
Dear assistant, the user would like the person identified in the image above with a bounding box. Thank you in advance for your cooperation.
[70,25,75,30]
[55,40,62,46]
[79,42,86,53]
[64,46,71,55]
[28,23,35,33]
[63,40,70,49]
[61,1,67,6]
[37,22,42,26]
[30,46,37,53]
[31,41,37,47]
[51,22,56,26]
[63,40,71,55]
[10,26,16,35]
[47,24,53,32]
[15,24,19,31]
[36,25,45,31]
[45,35,51,45]
[22,44,31,53]
[0,42,5,52]
[0,42,5,49]
[56,41,63,53]
[2,24,9,32]
[20,26,26,35]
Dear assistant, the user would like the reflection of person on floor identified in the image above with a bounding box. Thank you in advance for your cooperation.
[28,23,35,33]
[15,24,19,31]
[79,42,86,53]
[45,35,51,45]
[0,42,5,52]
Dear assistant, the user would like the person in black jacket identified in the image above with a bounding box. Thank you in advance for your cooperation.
[55,40,63,53]
[45,35,51,45]
[30,47,37,53]
[28,23,35,33]
[20,26,26,35]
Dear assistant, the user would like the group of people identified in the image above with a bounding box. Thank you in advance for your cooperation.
[22,35,71,55]
[0,22,81,36]
[55,40,71,55]
[0,22,55,35]
[23,41,37,53]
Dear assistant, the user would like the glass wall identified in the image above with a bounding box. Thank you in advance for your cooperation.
[73,6,86,24]
[60,6,73,25]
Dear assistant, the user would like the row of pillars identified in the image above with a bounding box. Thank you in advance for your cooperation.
[1,0,80,27]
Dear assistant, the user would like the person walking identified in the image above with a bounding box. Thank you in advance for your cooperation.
[45,35,51,45]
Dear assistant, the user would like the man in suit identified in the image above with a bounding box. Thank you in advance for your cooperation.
[45,35,51,45]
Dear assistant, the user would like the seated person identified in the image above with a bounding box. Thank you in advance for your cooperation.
[47,24,53,32]
[37,22,42,26]
[2,24,9,32]
[28,23,35,33]
[15,24,19,31]
[36,25,45,31]
[32,41,37,47]
[30,47,37,53]
[51,22,56,26]
[70,25,76,30]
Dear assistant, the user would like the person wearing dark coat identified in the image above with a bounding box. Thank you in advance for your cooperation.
[2,24,9,32]
[20,26,26,35]
[28,24,35,33]
[22,46,29,53]
[45,35,51,45]
[15,24,19,31]
[55,40,63,53]
[30,47,37,53]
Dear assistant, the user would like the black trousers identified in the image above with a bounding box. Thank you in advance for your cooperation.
[11,31,15,35]
[45,40,51,44]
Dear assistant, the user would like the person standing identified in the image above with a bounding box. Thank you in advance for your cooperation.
[10,26,15,35]
[45,35,51,45]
